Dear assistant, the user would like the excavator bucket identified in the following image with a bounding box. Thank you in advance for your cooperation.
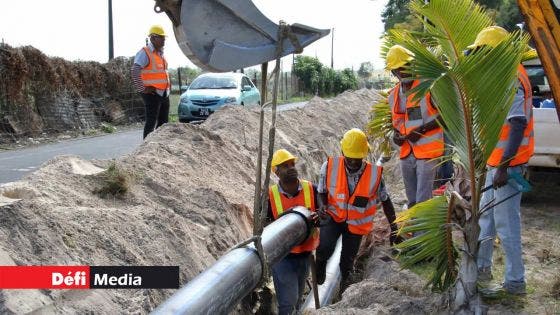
[169,0,330,72]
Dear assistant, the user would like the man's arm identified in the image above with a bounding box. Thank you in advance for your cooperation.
[131,48,153,94]
[493,86,528,188]
[379,180,403,245]
[407,94,445,143]
[406,115,443,142]
[316,162,329,219]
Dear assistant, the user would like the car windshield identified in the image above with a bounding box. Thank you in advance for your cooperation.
[526,67,546,86]
[189,76,238,89]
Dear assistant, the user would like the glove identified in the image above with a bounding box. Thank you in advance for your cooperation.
[392,130,406,146]
[492,166,509,189]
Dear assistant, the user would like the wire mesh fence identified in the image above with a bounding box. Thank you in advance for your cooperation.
[0,44,145,145]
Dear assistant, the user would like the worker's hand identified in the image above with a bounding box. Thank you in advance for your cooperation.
[392,130,406,146]
[492,166,509,189]
[406,129,423,143]
[143,86,156,94]
[317,204,329,220]
[310,211,320,226]
[389,223,404,246]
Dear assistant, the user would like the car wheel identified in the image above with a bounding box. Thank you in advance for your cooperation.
[241,102,244,106]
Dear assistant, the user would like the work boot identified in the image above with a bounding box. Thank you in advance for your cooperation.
[477,267,493,284]
[502,281,527,295]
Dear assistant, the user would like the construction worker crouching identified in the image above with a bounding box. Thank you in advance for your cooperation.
[315,128,402,293]
[386,45,445,208]
[468,26,534,295]
[266,149,319,315]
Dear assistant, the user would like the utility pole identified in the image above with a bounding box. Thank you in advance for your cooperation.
[331,28,334,69]
[108,0,114,61]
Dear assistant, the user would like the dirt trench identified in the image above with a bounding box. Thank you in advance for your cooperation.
[0,89,423,314]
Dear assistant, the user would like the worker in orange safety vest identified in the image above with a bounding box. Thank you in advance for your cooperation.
[266,149,319,315]
[315,129,402,293]
[469,26,534,296]
[131,25,171,139]
[386,45,445,208]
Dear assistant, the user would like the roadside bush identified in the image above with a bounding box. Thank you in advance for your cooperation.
[93,162,133,198]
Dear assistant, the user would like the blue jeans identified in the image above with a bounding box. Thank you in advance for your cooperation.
[477,166,525,285]
[272,253,310,315]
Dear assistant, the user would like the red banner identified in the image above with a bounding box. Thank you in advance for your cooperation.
[0,266,90,289]
[0,266,179,289]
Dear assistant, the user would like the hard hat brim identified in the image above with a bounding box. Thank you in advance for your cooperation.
[385,57,413,70]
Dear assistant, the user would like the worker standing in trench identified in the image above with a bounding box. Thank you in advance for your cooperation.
[131,25,171,139]
[386,45,445,209]
[266,149,319,315]
[315,128,403,293]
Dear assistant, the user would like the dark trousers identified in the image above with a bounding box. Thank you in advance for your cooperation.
[316,216,362,285]
[141,92,169,139]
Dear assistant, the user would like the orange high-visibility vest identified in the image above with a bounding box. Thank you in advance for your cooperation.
[269,179,319,253]
[140,47,170,90]
[389,80,444,159]
[487,65,534,167]
[325,157,383,235]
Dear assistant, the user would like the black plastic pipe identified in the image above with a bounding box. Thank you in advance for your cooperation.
[152,206,313,315]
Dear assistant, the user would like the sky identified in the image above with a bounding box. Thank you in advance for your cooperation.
[0,0,389,72]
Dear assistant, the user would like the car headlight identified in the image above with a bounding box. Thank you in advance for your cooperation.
[224,97,236,104]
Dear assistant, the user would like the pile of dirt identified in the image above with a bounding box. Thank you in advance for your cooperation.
[0,44,143,140]
[1,89,414,314]
[309,249,444,315]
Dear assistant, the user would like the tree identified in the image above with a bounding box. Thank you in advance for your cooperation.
[293,56,323,94]
[357,62,374,80]
[381,0,523,32]
[495,0,523,31]
[168,66,201,88]
[381,0,417,31]
[334,69,358,93]
[384,0,527,312]
[293,56,358,96]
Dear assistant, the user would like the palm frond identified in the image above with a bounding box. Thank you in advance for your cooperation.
[395,196,458,291]
[410,0,492,64]
[367,91,394,157]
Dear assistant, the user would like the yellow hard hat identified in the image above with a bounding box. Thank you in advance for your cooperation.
[467,26,508,49]
[340,128,369,159]
[385,45,414,70]
[148,25,166,36]
[522,48,538,61]
[271,149,297,171]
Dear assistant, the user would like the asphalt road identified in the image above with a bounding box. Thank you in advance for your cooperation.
[0,129,143,184]
[0,101,308,184]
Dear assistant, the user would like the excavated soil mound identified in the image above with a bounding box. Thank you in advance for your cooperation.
[0,44,143,140]
[0,89,426,314]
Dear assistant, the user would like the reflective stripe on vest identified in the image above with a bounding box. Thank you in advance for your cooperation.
[268,180,319,253]
[487,65,534,167]
[389,81,444,159]
[325,157,383,235]
[140,47,170,90]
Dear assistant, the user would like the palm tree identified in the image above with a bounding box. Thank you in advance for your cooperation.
[377,0,528,312]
